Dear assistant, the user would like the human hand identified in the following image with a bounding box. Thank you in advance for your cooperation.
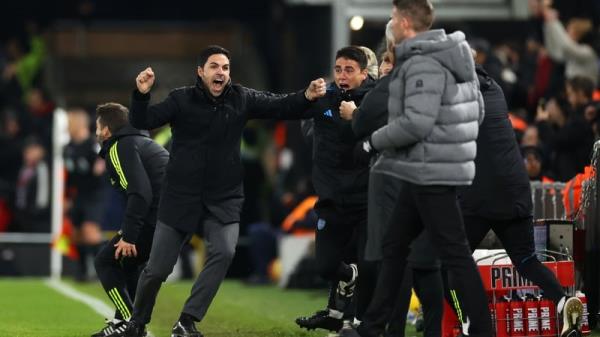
[305,78,326,101]
[114,239,137,259]
[136,67,155,94]
[339,101,357,120]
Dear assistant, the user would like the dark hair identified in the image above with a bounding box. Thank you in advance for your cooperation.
[392,0,434,32]
[96,102,129,133]
[198,45,231,67]
[521,145,542,161]
[24,135,43,148]
[567,76,595,100]
[335,46,368,70]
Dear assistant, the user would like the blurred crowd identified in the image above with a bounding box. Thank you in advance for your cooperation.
[1,1,600,283]
[0,22,54,234]
[471,2,600,183]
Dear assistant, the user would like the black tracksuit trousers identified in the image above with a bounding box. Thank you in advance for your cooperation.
[315,204,379,320]
[357,182,492,337]
[94,228,154,320]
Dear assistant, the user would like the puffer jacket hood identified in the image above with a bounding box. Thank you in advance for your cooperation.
[396,30,476,84]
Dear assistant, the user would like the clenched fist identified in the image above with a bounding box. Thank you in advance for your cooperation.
[339,101,357,121]
[305,78,326,101]
[136,67,155,94]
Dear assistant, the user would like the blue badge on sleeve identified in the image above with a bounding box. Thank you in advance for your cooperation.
[317,218,326,230]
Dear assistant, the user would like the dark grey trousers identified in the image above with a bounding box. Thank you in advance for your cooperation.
[132,217,239,324]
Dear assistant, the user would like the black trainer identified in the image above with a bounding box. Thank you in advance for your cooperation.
[171,319,204,337]
[560,297,584,337]
[91,318,124,337]
[115,320,146,337]
[295,310,343,332]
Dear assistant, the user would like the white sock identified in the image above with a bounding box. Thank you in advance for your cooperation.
[353,318,362,326]
[557,296,566,314]
[329,308,344,319]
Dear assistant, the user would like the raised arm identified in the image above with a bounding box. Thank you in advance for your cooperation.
[544,19,596,62]
[129,67,178,130]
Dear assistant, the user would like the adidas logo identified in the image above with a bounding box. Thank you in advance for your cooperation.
[323,109,333,117]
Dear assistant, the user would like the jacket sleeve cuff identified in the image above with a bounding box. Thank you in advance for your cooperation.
[121,225,140,244]
[133,89,151,101]
[371,128,386,151]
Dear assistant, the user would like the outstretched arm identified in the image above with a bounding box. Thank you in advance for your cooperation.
[247,78,326,120]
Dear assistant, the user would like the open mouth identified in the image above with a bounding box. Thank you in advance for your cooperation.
[339,84,350,90]
[213,78,225,89]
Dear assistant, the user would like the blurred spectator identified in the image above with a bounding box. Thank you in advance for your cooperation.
[12,137,50,232]
[565,76,595,118]
[522,145,552,182]
[25,87,54,146]
[521,125,541,147]
[494,42,520,101]
[0,111,24,198]
[543,5,598,85]
[1,26,46,105]
[515,36,542,111]
[521,125,553,175]
[64,108,106,281]
[536,97,594,181]
[470,38,505,93]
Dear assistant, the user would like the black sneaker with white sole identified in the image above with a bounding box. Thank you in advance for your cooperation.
[112,320,146,337]
[171,319,203,337]
[106,320,134,337]
[560,297,584,337]
[91,319,124,337]
[295,309,343,332]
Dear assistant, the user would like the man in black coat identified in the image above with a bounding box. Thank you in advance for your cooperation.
[454,65,584,337]
[295,46,379,333]
[92,102,169,337]
[120,45,325,337]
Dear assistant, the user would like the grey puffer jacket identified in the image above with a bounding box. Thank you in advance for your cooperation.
[371,29,483,186]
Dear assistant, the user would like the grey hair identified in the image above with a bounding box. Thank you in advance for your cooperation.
[385,20,395,49]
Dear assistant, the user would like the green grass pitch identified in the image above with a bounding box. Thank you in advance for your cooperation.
[0,278,418,337]
[7,278,595,337]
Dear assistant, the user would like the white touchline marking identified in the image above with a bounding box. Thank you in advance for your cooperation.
[45,278,155,337]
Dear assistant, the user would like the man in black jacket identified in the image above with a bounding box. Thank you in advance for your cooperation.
[295,46,378,333]
[92,102,169,337]
[120,45,325,337]
[455,65,583,337]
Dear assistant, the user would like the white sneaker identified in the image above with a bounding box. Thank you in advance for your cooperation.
[560,297,583,337]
